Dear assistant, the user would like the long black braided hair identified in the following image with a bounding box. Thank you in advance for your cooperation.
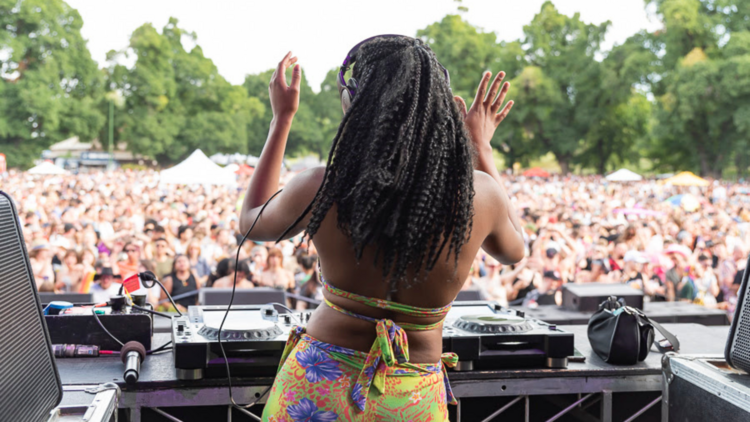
[278,36,475,292]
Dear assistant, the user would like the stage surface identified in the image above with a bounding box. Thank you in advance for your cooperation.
[56,323,729,421]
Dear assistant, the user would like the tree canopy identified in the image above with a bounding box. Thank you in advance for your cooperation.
[3,0,750,177]
[0,0,104,167]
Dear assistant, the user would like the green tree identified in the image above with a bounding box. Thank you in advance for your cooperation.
[575,37,655,173]
[0,0,104,168]
[418,15,523,102]
[508,2,610,173]
[646,0,750,177]
[108,18,263,163]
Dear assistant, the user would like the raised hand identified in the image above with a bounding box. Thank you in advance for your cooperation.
[269,52,302,118]
[454,71,514,152]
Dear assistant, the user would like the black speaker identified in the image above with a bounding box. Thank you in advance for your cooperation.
[726,254,750,372]
[562,282,644,312]
[0,191,62,421]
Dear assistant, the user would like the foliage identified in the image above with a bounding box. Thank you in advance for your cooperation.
[0,0,105,167]
[646,0,750,177]
[4,0,750,176]
[107,18,263,163]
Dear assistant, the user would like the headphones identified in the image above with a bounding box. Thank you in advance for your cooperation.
[337,34,451,113]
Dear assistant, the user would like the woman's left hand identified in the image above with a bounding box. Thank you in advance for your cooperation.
[269,52,302,119]
[454,71,513,153]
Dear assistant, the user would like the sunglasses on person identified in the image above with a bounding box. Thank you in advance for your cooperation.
[126,248,139,253]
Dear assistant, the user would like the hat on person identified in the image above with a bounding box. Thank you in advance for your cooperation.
[93,267,122,281]
[31,240,50,251]
[664,244,691,258]
[545,248,558,259]
[624,250,649,264]
[543,270,562,281]
[63,223,76,232]
[676,230,691,242]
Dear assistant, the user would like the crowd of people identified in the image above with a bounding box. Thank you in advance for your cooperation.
[4,167,749,319]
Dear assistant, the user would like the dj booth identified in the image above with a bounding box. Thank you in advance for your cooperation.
[55,323,729,422]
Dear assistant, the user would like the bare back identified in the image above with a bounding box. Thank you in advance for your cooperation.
[305,169,507,363]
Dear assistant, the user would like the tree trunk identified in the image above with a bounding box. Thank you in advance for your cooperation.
[698,149,709,178]
[597,139,606,175]
[558,157,570,175]
[736,152,747,179]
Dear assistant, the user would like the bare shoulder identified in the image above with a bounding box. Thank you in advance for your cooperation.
[472,170,505,210]
[285,166,326,199]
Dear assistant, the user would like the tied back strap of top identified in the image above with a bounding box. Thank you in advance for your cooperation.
[304,261,458,412]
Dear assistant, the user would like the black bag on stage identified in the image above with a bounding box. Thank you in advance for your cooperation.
[587,296,680,365]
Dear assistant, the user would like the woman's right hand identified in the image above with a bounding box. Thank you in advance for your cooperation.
[269,52,302,119]
[454,71,514,153]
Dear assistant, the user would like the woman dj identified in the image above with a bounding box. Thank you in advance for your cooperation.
[240,36,525,421]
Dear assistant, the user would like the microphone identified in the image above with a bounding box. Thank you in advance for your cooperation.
[121,341,146,385]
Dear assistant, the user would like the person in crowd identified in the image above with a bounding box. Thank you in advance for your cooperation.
[80,248,97,274]
[161,254,200,312]
[55,249,85,293]
[480,256,527,306]
[117,241,141,279]
[694,254,720,307]
[152,237,174,282]
[621,250,648,288]
[174,225,194,254]
[186,240,210,286]
[523,270,562,306]
[90,267,122,304]
[259,248,295,292]
[212,259,255,289]
[665,245,691,302]
[295,255,322,310]
[30,241,55,290]
[249,245,268,283]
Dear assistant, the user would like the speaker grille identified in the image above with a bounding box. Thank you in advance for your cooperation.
[0,193,62,422]
[732,264,750,370]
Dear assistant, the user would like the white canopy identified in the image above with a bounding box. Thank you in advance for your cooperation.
[27,162,68,175]
[605,169,642,182]
[224,163,240,174]
[159,149,237,186]
[209,153,229,165]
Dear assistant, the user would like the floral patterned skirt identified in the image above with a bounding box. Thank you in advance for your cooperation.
[261,330,452,422]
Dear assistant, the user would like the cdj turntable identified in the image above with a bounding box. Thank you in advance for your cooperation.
[173,301,574,380]
[172,305,309,380]
[442,301,574,370]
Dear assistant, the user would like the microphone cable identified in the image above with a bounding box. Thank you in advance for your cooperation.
[218,189,284,421]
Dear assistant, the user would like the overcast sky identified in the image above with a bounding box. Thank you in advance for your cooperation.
[66,0,662,89]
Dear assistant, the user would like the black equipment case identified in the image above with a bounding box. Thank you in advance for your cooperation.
[562,282,644,312]
[662,354,750,421]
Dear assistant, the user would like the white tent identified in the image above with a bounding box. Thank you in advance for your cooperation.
[224,163,240,174]
[209,153,229,165]
[27,162,68,175]
[605,169,642,182]
[159,149,237,186]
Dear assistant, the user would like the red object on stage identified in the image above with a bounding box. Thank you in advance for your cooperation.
[523,167,550,178]
[123,275,140,293]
